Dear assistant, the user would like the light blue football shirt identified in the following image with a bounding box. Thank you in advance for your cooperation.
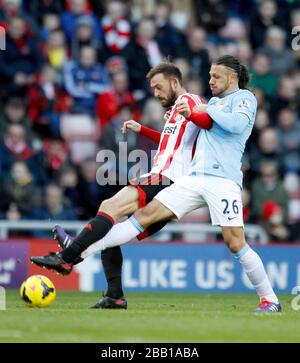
[189,88,257,188]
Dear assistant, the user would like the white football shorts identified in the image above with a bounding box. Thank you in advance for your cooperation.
[154,174,244,227]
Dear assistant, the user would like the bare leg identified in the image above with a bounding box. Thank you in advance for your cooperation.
[134,198,176,229]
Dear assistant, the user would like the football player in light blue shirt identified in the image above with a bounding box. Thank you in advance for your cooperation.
[120,55,281,312]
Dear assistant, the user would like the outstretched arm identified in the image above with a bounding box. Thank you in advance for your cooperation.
[121,120,161,144]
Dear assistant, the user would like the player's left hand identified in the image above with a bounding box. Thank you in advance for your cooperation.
[192,104,208,113]
[176,98,191,118]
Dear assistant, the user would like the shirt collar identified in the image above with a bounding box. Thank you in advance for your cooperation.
[219,88,240,98]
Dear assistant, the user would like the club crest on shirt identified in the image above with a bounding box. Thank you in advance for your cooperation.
[239,99,250,108]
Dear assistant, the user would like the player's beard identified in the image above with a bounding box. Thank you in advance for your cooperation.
[213,76,231,96]
[163,89,177,108]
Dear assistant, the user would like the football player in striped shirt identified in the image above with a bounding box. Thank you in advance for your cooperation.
[31,61,213,308]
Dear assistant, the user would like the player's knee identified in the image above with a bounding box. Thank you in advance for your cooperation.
[98,197,118,218]
[134,205,157,228]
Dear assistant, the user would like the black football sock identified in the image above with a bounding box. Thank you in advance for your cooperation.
[101,246,124,299]
[61,212,114,263]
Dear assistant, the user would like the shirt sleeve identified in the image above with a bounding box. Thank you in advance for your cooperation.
[189,112,212,129]
[179,94,212,129]
[140,125,161,144]
[207,92,257,134]
[232,92,257,121]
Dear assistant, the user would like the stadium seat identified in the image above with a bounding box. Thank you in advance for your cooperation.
[60,114,100,164]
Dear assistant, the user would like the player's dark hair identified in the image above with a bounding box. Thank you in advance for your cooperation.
[215,55,250,89]
[146,61,183,85]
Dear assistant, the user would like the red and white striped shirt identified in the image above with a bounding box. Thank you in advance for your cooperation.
[102,16,131,53]
[150,93,206,182]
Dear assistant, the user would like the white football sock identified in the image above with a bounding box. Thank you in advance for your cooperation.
[80,216,144,259]
[234,244,279,303]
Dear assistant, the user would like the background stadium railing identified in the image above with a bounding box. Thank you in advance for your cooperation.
[0,220,268,244]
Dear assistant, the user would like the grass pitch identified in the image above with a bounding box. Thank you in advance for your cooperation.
[0,291,299,343]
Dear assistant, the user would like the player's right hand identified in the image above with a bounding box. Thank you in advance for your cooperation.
[176,98,191,118]
[121,120,141,134]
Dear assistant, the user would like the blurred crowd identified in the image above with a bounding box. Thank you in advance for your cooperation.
[0,0,299,241]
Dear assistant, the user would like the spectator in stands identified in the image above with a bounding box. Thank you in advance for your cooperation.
[185,75,204,97]
[154,0,182,58]
[27,64,72,138]
[0,0,39,35]
[60,0,102,43]
[173,58,191,84]
[23,0,64,25]
[263,201,290,242]
[71,15,101,61]
[63,45,111,115]
[248,127,284,177]
[0,96,34,140]
[57,165,80,213]
[43,30,68,70]
[1,203,21,222]
[236,40,253,68]
[101,0,131,57]
[193,0,227,33]
[0,161,41,216]
[28,184,77,236]
[269,75,299,119]
[41,12,61,41]
[249,0,285,49]
[121,17,163,93]
[218,17,247,43]
[0,124,46,185]
[0,197,30,236]
[291,7,300,31]
[105,55,127,74]
[0,16,43,95]
[250,161,289,241]
[42,138,69,180]
[276,108,300,174]
[77,158,114,219]
[245,108,271,160]
[176,27,210,96]
[96,70,140,131]
[249,52,278,98]
[0,124,32,167]
[259,26,296,76]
